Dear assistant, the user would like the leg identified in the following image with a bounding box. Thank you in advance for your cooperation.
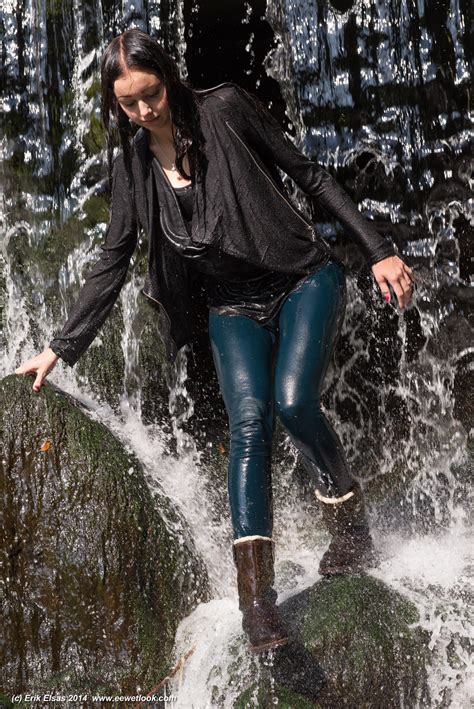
[274,259,353,498]
[274,260,377,574]
[208,310,276,539]
[208,310,289,651]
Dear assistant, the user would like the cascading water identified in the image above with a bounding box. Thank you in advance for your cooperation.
[1,0,472,706]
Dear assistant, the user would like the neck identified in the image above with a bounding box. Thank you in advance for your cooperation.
[148,124,175,149]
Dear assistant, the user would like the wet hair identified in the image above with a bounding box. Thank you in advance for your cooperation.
[100,28,204,195]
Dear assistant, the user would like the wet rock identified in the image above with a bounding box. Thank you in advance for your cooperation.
[453,351,474,432]
[426,311,472,361]
[0,252,6,354]
[74,304,127,411]
[135,297,174,428]
[235,680,320,708]
[75,290,172,425]
[438,285,474,312]
[236,575,430,707]
[425,179,472,208]
[0,374,210,696]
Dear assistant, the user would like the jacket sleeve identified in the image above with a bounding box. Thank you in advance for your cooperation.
[228,84,397,266]
[48,153,138,367]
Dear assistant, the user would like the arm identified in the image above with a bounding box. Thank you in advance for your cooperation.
[48,152,138,366]
[226,84,413,307]
[227,84,395,265]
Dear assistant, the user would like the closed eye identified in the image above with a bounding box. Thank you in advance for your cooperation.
[120,88,161,107]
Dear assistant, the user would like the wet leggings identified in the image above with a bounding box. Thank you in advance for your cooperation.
[208,258,356,540]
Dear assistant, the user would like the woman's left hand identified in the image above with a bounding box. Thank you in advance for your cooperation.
[371,255,414,310]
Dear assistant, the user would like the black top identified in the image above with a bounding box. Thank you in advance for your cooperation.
[171,179,305,323]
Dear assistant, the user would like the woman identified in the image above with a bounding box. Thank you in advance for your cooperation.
[15,29,413,654]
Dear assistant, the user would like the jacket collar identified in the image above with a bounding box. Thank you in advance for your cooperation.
[133,127,152,181]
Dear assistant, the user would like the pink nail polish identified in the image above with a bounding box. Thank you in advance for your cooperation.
[384,294,390,302]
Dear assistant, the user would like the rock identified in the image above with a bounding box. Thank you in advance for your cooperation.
[235,680,320,708]
[427,312,473,361]
[74,303,127,411]
[453,351,474,432]
[438,285,474,312]
[0,374,210,696]
[75,289,172,423]
[236,575,430,707]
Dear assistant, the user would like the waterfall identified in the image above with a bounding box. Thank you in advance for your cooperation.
[1,0,471,705]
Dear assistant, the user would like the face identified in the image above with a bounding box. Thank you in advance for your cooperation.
[113,66,170,130]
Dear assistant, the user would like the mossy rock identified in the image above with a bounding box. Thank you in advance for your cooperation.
[74,303,128,413]
[75,289,172,422]
[0,374,210,696]
[235,682,320,708]
[278,575,430,707]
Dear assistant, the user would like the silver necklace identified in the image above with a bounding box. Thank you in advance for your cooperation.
[152,139,180,172]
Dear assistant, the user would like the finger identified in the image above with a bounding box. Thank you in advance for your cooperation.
[15,361,32,374]
[375,274,391,302]
[400,274,413,292]
[33,370,44,392]
[397,281,412,309]
[390,280,407,309]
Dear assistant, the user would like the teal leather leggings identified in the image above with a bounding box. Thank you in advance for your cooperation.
[208,258,355,540]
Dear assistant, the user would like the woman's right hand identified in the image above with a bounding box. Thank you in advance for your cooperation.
[15,347,59,392]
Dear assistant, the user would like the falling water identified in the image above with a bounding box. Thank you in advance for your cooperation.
[1,0,472,705]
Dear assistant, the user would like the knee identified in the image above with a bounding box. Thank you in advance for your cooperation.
[229,396,273,450]
[276,395,322,432]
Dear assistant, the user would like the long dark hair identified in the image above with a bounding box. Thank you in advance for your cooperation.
[100,29,204,193]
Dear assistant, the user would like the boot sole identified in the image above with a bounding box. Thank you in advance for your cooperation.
[249,636,291,653]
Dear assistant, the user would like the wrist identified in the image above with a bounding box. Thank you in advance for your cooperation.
[46,347,59,361]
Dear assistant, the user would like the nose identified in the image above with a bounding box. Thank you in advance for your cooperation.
[137,99,153,119]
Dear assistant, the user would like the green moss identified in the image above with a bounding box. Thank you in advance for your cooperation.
[235,682,320,708]
[82,194,109,226]
[302,575,420,644]
[85,77,102,101]
[291,575,430,706]
[75,305,126,413]
[83,113,106,156]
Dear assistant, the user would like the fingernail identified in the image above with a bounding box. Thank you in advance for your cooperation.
[384,294,390,302]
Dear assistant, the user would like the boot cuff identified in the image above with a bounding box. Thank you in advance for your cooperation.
[315,489,355,504]
[234,535,273,545]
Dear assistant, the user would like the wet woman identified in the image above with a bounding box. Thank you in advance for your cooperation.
[15,28,414,654]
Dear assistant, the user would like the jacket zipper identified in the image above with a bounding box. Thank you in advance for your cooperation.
[141,288,173,332]
[225,120,317,241]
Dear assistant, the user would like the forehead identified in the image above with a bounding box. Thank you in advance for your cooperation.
[113,68,162,97]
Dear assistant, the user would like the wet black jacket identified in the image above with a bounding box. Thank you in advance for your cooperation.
[49,81,396,366]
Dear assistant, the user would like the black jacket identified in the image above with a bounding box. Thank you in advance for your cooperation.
[49,81,396,366]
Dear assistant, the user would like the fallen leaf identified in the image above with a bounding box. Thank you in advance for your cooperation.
[40,440,51,452]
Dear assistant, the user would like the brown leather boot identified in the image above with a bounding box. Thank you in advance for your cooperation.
[316,483,378,576]
[233,536,290,653]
